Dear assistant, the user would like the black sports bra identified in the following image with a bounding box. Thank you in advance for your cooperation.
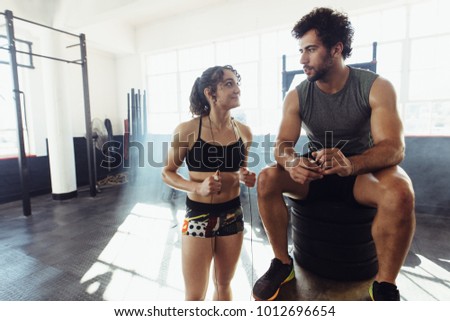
[185,117,246,172]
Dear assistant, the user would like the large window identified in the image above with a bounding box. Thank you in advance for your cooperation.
[350,0,450,135]
[145,0,450,137]
[146,32,293,136]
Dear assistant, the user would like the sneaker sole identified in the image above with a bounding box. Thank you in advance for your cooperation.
[368,284,374,301]
[253,268,295,301]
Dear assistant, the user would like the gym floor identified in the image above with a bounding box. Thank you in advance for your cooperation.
[0,180,449,301]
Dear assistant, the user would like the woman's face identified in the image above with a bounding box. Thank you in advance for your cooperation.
[212,69,241,110]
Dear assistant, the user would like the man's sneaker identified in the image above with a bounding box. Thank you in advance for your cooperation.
[369,281,400,301]
[252,257,295,301]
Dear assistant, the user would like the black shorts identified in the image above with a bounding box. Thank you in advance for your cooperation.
[297,151,358,205]
[306,174,358,205]
[183,197,244,238]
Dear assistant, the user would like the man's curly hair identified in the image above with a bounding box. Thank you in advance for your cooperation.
[292,7,354,60]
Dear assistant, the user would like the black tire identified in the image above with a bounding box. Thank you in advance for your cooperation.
[289,199,378,281]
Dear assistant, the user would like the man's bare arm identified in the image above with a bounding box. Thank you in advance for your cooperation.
[349,77,405,175]
[274,90,302,168]
[274,90,323,183]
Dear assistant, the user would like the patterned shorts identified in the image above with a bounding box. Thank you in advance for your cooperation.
[183,197,244,238]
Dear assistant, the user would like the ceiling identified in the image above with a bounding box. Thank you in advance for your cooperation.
[56,0,231,29]
[2,0,238,54]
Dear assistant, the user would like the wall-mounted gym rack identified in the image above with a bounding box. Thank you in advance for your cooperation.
[0,10,96,217]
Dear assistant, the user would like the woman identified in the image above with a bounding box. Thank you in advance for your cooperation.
[162,65,256,300]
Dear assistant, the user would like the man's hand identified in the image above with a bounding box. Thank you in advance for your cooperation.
[312,148,353,176]
[285,156,323,184]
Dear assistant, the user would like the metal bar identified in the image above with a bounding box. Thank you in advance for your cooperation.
[0,59,35,69]
[131,88,135,139]
[372,42,377,73]
[349,62,377,73]
[5,10,31,216]
[143,90,147,140]
[282,55,287,99]
[0,34,33,45]
[66,43,80,49]
[27,41,34,68]
[137,90,141,142]
[80,33,96,197]
[0,35,35,68]
[13,14,79,38]
[15,50,82,64]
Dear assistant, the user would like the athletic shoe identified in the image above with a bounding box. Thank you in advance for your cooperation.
[252,257,295,301]
[369,281,400,301]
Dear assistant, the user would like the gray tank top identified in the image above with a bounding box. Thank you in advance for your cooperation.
[296,67,378,156]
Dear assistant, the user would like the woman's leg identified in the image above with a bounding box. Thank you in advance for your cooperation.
[211,232,244,300]
[182,235,214,300]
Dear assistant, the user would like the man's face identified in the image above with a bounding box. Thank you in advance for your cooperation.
[298,29,333,82]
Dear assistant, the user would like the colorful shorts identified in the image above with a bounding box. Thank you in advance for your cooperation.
[183,197,244,238]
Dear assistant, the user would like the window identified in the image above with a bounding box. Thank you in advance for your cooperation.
[145,35,279,136]
[145,0,450,137]
[406,1,450,135]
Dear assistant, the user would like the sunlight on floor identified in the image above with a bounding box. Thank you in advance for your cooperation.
[398,254,450,301]
[80,202,185,300]
[78,201,275,301]
[78,201,450,301]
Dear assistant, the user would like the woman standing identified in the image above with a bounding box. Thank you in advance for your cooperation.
[162,65,256,300]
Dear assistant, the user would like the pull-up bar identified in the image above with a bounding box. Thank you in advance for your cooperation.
[15,50,83,65]
[2,10,97,217]
[12,13,79,38]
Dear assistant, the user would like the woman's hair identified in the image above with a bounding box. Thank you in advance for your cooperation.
[189,65,241,116]
[291,7,354,60]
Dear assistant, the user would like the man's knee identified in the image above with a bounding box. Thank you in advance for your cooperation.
[381,176,415,214]
[257,166,281,196]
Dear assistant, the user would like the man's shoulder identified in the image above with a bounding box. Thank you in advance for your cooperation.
[348,66,379,93]
[349,66,379,80]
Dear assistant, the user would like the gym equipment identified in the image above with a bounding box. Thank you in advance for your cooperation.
[90,118,109,192]
[288,198,378,281]
[126,88,147,183]
[0,10,95,216]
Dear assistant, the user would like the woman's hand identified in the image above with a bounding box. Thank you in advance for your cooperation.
[195,170,222,196]
[239,167,256,187]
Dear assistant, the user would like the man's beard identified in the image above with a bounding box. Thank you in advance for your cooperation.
[306,52,333,82]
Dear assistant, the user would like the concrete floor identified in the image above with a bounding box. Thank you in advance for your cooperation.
[0,180,449,301]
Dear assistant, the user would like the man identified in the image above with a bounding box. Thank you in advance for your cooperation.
[252,7,415,301]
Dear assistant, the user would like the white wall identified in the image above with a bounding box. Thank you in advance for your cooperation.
[135,0,402,53]
[82,47,118,136]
